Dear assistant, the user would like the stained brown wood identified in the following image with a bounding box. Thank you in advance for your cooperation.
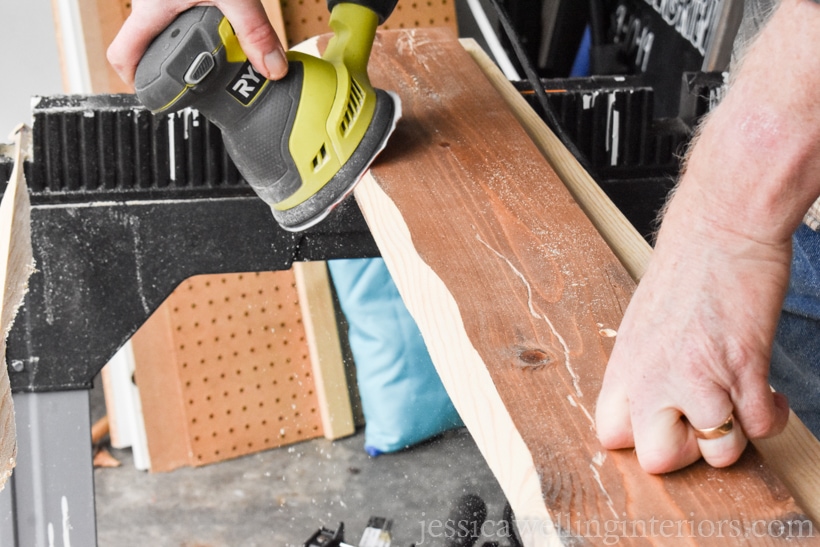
[0,126,36,491]
[346,29,816,545]
[461,37,820,530]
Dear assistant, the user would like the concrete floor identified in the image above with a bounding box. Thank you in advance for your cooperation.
[91,385,511,547]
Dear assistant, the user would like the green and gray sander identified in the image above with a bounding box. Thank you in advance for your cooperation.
[135,0,401,231]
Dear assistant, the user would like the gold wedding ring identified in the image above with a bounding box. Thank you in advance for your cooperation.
[692,414,735,440]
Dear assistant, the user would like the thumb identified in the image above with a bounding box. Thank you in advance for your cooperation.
[215,1,288,80]
[108,7,182,86]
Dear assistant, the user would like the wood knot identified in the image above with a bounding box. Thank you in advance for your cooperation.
[438,141,451,149]
[518,348,553,370]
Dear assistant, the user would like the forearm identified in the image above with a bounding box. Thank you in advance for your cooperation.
[666,0,820,245]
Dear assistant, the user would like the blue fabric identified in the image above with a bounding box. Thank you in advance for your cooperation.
[327,258,463,455]
[570,26,592,78]
[770,224,820,436]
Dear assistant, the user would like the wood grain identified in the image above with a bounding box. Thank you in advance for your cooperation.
[0,126,35,491]
[459,38,820,525]
[293,261,355,440]
[350,29,816,545]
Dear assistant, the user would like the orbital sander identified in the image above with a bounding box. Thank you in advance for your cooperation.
[134,1,400,231]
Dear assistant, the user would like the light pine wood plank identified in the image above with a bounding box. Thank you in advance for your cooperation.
[348,28,814,544]
[0,126,36,490]
[293,262,355,440]
[458,39,820,524]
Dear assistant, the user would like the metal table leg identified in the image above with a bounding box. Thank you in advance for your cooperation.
[8,391,96,547]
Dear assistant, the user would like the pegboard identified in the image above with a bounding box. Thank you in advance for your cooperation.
[280,0,457,47]
[131,271,326,471]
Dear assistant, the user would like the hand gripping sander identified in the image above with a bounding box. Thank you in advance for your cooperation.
[134,2,401,231]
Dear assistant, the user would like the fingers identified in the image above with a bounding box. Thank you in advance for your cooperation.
[214,1,288,80]
[595,357,633,450]
[632,407,703,473]
[685,395,748,469]
[733,376,790,439]
[107,0,288,87]
[597,372,787,473]
[108,4,184,86]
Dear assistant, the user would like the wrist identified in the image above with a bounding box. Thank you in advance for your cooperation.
[667,0,820,244]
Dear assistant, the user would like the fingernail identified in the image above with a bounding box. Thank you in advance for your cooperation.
[264,48,288,80]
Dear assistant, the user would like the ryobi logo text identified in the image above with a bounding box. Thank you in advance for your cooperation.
[227,61,265,105]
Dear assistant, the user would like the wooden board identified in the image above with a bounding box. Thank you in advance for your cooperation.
[460,38,820,528]
[293,261,355,439]
[0,127,36,490]
[344,29,816,545]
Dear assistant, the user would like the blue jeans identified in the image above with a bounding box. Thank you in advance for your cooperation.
[770,224,820,438]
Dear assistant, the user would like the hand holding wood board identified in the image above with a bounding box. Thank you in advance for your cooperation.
[324,28,819,545]
[0,126,36,491]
